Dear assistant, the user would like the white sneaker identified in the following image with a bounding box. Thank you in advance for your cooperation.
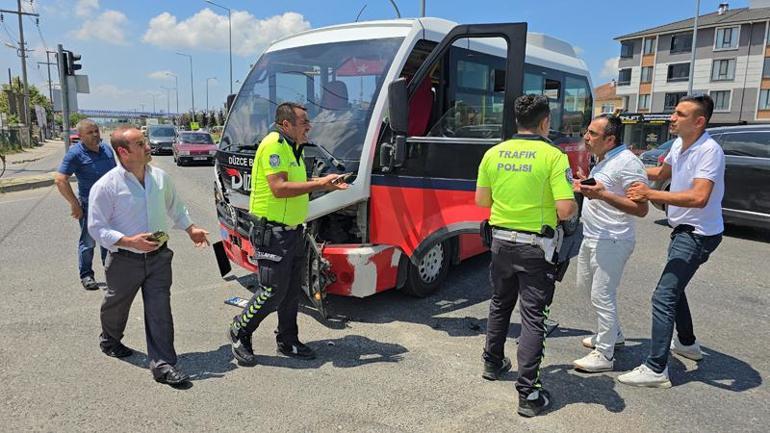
[670,337,703,361]
[573,350,614,372]
[581,332,625,349]
[617,364,672,388]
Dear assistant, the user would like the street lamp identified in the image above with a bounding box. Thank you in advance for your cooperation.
[161,86,173,118]
[176,52,195,120]
[206,77,217,114]
[165,72,179,115]
[205,0,233,95]
[687,0,701,96]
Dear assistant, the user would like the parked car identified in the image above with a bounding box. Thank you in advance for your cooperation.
[147,125,177,155]
[68,128,80,145]
[639,139,674,167]
[140,125,148,136]
[651,125,770,229]
[172,131,217,166]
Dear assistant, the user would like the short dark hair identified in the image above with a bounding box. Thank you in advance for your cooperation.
[596,114,623,147]
[110,125,136,156]
[275,102,307,125]
[679,94,714,125]
[515,94,550,130]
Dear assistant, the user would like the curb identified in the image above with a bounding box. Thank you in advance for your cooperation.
[0,172,74,194]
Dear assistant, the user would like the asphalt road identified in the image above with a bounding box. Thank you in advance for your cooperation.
[1,154,768,433]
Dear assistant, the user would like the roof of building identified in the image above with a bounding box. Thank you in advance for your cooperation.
[594,82,620,101]
[615,6,770,40]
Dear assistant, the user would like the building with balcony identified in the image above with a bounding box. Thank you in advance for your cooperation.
[614,0,770,148]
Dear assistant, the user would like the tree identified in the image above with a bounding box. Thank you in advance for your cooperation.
[0,77,52,125]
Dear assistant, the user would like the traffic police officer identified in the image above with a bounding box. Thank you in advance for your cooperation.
[227,102,347,365]
[475,94,577,417]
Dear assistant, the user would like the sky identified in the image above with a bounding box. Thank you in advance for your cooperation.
[0,0,753,113]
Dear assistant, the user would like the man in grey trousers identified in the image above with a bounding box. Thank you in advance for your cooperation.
[88,126,209,386]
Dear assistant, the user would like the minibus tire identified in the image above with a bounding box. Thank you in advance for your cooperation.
[403,239,452,298]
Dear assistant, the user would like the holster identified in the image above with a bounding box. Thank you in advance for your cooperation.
[480,219,493,248]
[248,215,272,248]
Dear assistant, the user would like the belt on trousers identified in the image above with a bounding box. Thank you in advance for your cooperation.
[114,243,168,259]
[491,228,546,246]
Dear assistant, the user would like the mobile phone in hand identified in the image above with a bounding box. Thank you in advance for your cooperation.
[580,178,597,186]
[332,172,354,185]
[147,231,168,243]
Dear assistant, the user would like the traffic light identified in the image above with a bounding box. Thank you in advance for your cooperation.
[64,51,82,76]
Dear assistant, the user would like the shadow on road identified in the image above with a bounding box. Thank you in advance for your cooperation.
[614,338,762,392]
[544,364,626,414]
[230,335,407,370]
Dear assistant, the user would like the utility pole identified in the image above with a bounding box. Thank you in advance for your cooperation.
[687,0,701,96]
[57,44,70,149]
[176,52,195,120]
[421,0,426,17]
[1,2,39,147]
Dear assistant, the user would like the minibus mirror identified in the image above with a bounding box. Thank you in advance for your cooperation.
[388,78,408,135]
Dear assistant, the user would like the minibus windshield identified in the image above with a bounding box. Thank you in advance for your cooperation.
[220,37,403,162]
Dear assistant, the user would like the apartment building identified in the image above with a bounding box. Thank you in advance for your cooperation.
[614,1,770,147]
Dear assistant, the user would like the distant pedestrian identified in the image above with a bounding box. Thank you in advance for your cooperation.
[572,114,648,373]
[619,95,724,388]
[54,119,116,290]
[88,126,210,386]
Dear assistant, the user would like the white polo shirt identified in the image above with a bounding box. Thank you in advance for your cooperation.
[664,132,725,236]
[582,145,648,240]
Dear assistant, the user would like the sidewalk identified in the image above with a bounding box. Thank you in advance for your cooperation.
[0,139,67,193]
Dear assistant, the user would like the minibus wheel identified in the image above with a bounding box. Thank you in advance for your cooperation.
[403,239,452,297]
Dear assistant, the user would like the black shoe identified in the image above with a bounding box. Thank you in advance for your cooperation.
[154,366,190,386]
[277,340,316,360]
[81,276,99,291]
[228,326,257,366]
[517,389,552,418]
[101,343,133,358]
[482,356,512,381]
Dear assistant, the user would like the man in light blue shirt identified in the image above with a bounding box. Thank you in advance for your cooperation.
[88,126,209,386]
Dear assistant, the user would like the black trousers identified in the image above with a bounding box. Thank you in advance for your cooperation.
[232,227,305,344]
[484,239,557,397]
[101,246,176,377]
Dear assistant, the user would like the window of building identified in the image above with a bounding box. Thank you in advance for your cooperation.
[719,132,770,157]
[759,89,770,110]
[638,94,651,110]
[601,103,615,113]
[667,63,690,82]
[664,92,687,110]
[618,68,632,85]
[714,26,740,50]
[711,59,736,81]
[711,90,731,112]
[670,32,693,53]
[620,42,634,58]
[643,38,656,55]
[640,66,653,83]
[763,58,770,78]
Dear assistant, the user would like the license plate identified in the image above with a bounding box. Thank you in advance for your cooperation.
[194,156,208,160]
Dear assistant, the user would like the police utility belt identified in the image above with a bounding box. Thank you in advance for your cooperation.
[247,215,301,249]
[491,227,564,265]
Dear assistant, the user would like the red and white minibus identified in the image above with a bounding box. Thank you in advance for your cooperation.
[214,18,593,316]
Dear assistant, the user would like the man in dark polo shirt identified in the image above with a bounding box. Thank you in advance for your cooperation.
[55,119,116,290]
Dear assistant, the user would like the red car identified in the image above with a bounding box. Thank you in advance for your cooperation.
[68,128,80,145]
[172,132,217,166]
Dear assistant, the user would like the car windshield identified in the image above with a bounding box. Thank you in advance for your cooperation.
[150,127,176,138]
[180,133,213,144]
[221,37,403,162]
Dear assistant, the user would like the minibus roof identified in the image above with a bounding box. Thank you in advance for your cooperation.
[266,17,590,78]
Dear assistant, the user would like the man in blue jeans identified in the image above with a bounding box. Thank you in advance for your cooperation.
[620,95,724,388]
[55,119,116,290]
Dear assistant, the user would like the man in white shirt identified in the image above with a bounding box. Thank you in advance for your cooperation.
[619,95,725,388]
[88,126,209,386]
[572,114,649,373]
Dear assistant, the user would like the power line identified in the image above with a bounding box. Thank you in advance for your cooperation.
[0,13,20,43]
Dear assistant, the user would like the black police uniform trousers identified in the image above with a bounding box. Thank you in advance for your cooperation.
[232,227,305,344]
[484,238,557,397]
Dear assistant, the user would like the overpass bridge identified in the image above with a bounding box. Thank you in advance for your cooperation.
[77,109,181,119]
